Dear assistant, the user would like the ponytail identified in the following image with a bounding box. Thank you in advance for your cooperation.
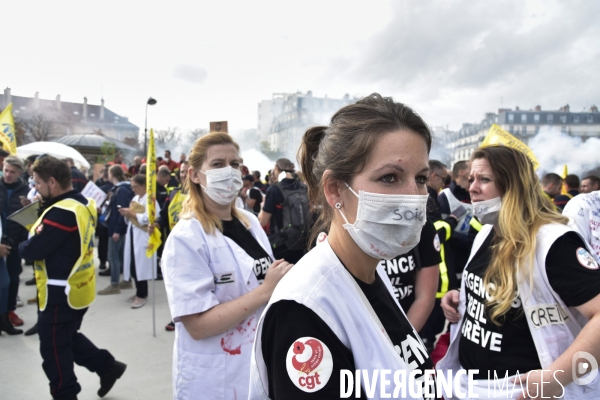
[298,126,327,208]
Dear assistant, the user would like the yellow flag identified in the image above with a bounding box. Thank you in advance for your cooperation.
[0,103,17,155]
[560,164,568,195]
[146,128,162,257]
[481,124,540,170]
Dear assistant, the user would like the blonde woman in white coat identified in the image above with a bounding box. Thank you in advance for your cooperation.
[162,133,293,400]
[119,174,160,309]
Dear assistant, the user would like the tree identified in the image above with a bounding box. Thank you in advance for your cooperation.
[19,113,56,142]
[155,127,182,146]
[99,142,117,163]
[14,119,27,146]
[188,128,208,142]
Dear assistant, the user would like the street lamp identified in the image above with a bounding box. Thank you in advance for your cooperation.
[144,97,157,155]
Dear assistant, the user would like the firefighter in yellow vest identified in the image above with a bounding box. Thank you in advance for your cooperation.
[19,156,126,400]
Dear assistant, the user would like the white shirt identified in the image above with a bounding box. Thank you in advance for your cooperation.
[163,209,272,400]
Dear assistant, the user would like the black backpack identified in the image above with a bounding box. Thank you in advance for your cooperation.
[269,182,311,251]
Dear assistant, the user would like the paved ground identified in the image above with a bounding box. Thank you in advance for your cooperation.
[0,261,174,399]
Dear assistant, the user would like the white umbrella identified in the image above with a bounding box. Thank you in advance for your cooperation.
[17,141,91,169]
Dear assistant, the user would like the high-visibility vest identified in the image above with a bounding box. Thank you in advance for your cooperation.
[434,217,482,299]
[168,188,188,230]
[542,191,558,211]
[31,198,97,311]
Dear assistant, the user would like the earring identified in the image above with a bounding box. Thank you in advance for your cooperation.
[335,202,342,209]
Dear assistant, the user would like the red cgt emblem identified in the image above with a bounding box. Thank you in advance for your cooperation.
[292,339,324,374]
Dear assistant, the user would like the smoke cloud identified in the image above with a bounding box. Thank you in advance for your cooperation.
[528,127,600,176]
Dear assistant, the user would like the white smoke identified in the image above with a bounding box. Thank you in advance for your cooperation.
[528,127,600,176]
[239,148,276,176]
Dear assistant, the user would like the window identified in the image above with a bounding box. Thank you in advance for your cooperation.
[509,125,514,133]
[521,114,527,123]
[534,114,540,123]
[588,115,594,123]
[573,115,579,123]
[508,113,514,122]
[547,114,553,123]
[535,126,540,134]
[560,115,567,123]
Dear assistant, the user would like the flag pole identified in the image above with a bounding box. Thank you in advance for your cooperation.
[152,258,156,337]
[146,127,160,338]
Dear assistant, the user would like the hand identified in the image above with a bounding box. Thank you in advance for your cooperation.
[0,244,11,257]
[33,194,42,202]
[441,289,461,323]
[147,223,159,234]
[20,196,31,207]
[118,207,133,218]
[112,233,120,242]
[262,259,294,296]
[512,370,565,399]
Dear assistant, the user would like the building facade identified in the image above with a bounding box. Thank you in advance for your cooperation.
[259,91,354,162]
[446,105,600,166]
[1,87,139,145]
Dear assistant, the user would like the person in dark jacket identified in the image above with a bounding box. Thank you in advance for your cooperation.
[20,155,126,399]
[98,165,134,295]
[553,174,580,212]
[64,158,88,193]
[0,156,31,327]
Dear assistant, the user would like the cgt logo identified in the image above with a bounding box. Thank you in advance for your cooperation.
[572,351,598,385]
[286,337,333,393]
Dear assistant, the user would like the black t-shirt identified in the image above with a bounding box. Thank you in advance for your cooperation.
[221,218,272,283]
[379,220,442,311]
[262,271,436,399]
[459,230,600,379]
[248,186,263,214]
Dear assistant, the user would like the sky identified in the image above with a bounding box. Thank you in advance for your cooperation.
[3,0,599,138]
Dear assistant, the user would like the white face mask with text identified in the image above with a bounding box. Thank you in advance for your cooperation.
[199,166,243,205]
[472,196,502,225]
[337,184,429,260]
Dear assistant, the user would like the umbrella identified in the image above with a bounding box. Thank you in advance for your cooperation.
[17,142,91,169]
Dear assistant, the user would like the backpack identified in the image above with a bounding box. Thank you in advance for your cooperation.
[269,182,311,251]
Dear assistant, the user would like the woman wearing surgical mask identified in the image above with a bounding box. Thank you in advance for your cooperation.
[439,146,600,399]
[250,94,436,399]
[162,133,293,399]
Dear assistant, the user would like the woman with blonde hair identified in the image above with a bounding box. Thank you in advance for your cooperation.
[439,145,600,399]
[162,132,293,399]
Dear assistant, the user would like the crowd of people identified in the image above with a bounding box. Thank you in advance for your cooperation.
[1,93,599,399]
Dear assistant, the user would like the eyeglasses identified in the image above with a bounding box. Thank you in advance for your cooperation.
[36,153,49,160]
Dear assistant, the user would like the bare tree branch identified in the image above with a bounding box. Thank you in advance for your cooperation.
[155,127,181,146]
[18,114,56,142]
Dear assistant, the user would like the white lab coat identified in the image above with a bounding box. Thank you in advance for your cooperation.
[162,208,273,400]
[250,239,426,400]
[437,223,600,399]
[563,190,600,261]
[123,194,160,282]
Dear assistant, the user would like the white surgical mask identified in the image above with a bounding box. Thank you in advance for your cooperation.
[472,197,502,225]
[199,166,243,205]
[337,184,429,260]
